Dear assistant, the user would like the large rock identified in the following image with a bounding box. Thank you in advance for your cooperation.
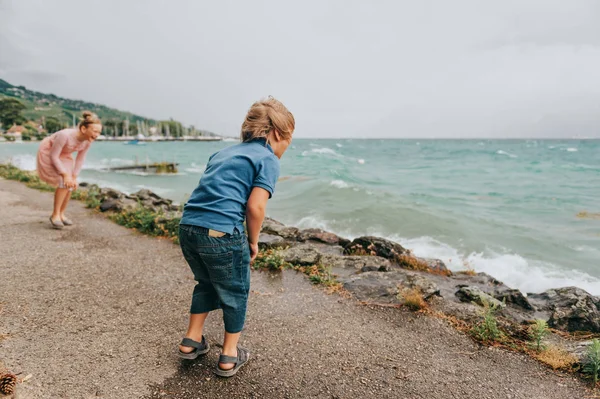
[344,236,407,260]
[342,271,403,303]
[319,254,392,272]
[130,189,161,201]
[99,199,121,212]
[341,270,440,303]
[262,223,300,240]
[282,244,322,265]
[494,288,534,311]
[99,187,123,200]
[455,286,506,309]
[258,233,286,249]
[528,287,600,333]
[298,228,349,246]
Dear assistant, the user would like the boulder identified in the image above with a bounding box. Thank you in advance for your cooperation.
[494,288,534,311]
[262,223,300,240]
[131,189,161,201]
[258,233,286,249]
[455,286,506,309]
[99,187,123,200]
[344,236,407,260]
[298,228,347,246]
[341,270,440,303]
[99,199,121,212]
[318,254,392,271]
[528,287,600,333]
[281,244,322,265]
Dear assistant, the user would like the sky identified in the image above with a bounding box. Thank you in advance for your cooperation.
[1,0,599,138]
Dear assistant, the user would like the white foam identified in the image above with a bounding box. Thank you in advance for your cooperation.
[336,143,343,148]
[392,235,600,295]
[357,159,365,164]
[496,150,517,158]
[184,163,206,173]
[286,217,600,296]
[311,147,337,155]
[330,180,350,189]
[567,148,578,152]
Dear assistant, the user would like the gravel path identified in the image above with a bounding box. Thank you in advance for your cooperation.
[0,178,590,399]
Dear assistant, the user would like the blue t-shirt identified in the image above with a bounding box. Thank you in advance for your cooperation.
[181,138,280,234]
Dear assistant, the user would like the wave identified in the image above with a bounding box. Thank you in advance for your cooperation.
[496,150,517,158]
[566,148,578,152]
[5,154,36,170]
[184,163,206,173]
[284,217,600,295]
[330,180,350,189]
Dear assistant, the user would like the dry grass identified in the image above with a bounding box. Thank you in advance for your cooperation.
[399,287,428,311]
[536,345,578,370]
[396,254,452,277]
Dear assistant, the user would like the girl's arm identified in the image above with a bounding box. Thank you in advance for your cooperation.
[49,133,69,177]
[73,143,90,178]
[246,187,270,261]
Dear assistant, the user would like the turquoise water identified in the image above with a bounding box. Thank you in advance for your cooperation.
[2,139,599,294]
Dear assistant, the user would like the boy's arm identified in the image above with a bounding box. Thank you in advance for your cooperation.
[246,187,270,261]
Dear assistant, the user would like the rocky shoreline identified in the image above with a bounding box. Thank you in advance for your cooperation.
[77,182,600,364]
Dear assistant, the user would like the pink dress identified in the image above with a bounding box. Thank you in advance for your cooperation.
[36,129,91,187]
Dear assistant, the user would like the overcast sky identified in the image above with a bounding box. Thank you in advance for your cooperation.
[1,0,599,138]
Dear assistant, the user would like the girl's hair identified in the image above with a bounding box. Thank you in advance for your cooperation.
[78,111,101,129]
[240,96,295,142]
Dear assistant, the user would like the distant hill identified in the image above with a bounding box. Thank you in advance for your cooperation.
[0,79,218,137]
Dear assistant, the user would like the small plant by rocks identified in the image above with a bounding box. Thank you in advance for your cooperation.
[470,299,504,344]
[584,339,600,387]
[529,319,549,352]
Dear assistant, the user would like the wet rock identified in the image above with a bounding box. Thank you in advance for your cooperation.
[298,228,348,246]
[258,233,286,249]
[78,182,89,188]
[455,286,506,309]
[494,288,534,311]
[99,199,121,212]
[528,287,600,333]
[344,236,407,260]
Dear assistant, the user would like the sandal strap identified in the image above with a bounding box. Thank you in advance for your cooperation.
[219,354,238,364]
[180,337,204,349]
[219,347,248,365]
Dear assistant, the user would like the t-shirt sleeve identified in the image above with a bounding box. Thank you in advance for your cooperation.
[252,155,280,198]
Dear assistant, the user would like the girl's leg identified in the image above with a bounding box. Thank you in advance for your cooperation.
[51,188,70,221]
[60,190,71,220]
[179,312,210,353]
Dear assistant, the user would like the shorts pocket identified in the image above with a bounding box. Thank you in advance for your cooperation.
[201,251,234,282]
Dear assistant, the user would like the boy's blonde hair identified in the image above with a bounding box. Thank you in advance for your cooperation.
[240,96,295,143]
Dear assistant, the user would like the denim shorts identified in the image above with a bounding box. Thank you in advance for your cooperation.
[179,224,251,333]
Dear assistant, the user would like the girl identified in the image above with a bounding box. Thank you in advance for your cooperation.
[37,111,101,229]
[178,97,294,377]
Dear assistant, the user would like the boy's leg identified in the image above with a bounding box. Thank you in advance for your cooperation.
[220,331,242,370]
[179,312,210,353]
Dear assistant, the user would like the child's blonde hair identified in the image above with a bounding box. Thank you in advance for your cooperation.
[240,96,295,143]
